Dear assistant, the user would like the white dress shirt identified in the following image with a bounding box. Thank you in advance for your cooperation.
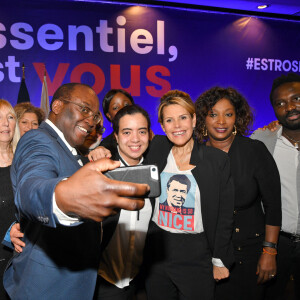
[45,119,82,226]
[273,127,300,234]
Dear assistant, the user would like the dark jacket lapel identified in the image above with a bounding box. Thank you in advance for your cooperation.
[40,121,82,168]
[190,143,212,238]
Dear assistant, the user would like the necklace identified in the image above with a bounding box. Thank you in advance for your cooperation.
[0,157,12,167]
[207,135,235,153]
[172,141,194,170]
[283,132,300,149]
[174,151,192,170]
[0,151,13,167]
[219,142,233,152]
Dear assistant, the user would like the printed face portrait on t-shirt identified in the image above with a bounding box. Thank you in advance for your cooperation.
[158,173,196,231]
[166,175,191,208]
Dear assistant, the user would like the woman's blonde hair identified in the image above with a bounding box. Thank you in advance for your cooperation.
[158,90,195,123]
[0,99,20,153]
[14,102,46,124]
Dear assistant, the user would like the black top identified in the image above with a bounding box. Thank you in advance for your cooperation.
[227,135,281,245]
[0,166,14,259]
[0,167,13,300]
[0,166,15,243]
[100,133,118,158]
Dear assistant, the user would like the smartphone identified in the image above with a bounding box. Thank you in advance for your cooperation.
[104,164,161,198]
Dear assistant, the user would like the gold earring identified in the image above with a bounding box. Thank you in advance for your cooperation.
[232,125,237,136]
[202,126,207,137]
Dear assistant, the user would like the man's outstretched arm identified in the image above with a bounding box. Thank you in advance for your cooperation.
[55,158,149,222]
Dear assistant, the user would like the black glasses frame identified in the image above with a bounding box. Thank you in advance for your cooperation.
[61,99,101,124]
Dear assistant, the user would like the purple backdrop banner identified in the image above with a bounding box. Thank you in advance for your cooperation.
[1,0,300,135]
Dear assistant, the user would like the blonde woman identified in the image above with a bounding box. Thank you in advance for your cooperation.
[14,102,45,137]
[144,91,235,300]
[0,99,20,299]
[8,103,45,255]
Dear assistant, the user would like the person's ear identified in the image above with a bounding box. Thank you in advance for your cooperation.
[192,113,196,128]
[52,99,64,115]
[106,112,112,122]
[160,122,165,133]
[114,132,119,144]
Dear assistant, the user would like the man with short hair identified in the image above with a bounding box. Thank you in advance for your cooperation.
[4,83,148,300]
[251,73,300,299]
[165,174,191,209]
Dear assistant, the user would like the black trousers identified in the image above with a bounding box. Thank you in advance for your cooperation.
[93,275,138,300]
[0,246,12,300]
[264,233,300,300]
[215,240,264,300]
[145,222,214,300]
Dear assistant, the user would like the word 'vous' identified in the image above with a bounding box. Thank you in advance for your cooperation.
[1,56,171,97]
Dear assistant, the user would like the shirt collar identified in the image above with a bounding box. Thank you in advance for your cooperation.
[117,146,144,166]
[45,119,78,155]
[277,126,299,149]
[276,126,283,139]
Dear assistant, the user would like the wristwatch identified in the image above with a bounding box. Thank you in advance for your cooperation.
[262,241,277,249]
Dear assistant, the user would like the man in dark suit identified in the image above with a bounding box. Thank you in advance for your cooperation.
[3,83,148,300]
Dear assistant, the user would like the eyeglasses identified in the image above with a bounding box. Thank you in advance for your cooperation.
[61,99,101,124]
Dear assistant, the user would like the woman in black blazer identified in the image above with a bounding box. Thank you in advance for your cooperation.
[195,87,281,300]
[144,90,235,300]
